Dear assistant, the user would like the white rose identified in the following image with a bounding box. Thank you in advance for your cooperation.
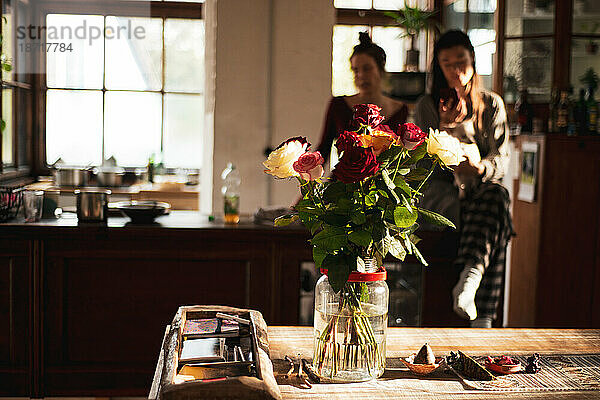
[426,128,464,166]
[263,139,308,178]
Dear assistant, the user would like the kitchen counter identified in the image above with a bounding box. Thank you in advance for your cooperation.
[0,212,461,397]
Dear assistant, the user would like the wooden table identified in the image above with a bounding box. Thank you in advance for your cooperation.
[267,327,600,399]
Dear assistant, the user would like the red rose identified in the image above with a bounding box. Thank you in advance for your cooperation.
[398,123,426,150]
[293,151,325,181]
[335,130,361,154]
[352,104,384,129]
[332,146,379,183]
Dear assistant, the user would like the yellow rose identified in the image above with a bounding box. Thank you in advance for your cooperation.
[426,128,464,166]
[358,128,396,156]
[263,138,308,178]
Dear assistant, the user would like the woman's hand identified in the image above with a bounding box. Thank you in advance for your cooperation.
[439,96,467,127]
[454,159,484,177]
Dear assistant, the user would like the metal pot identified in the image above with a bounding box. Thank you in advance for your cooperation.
[53,166,90,187]
[74,188,111,222]
[94,167,125,187]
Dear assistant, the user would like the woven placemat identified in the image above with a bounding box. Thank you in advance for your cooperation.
[448,354,600,391]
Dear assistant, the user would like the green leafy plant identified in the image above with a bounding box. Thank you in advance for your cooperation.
[580,68,599,92]
[384,6,438,49]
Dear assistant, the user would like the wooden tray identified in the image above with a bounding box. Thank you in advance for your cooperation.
[149,305,281,400]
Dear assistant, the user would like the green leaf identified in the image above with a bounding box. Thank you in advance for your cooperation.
[309,220,323,235]
[348,230,372,248]
[365,191,378,207]
[321,213,350,227]
[322,181,346,203]
[313,246,327,269]
[311,226,348,252]
[375,234,392,258]
[404,144,427,165]
[398,168,411,175]
[360,282,369,302]
[405,167,429,181]
[294,199,322,216]
[0,119,5,132]
[389,236,407,260]
[371,223,387,242]
[323,254,351,293]
[274,214,299,227]
[411,242,428,266]
[351,212,367,225]
[394,206,418,228]
[336,197,355,213]
[417,207,456,229]
[377,145,404,168]
[393,175,412,196]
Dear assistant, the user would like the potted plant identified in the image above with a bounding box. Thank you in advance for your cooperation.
[580,68,599,92]
[385,6,437,72]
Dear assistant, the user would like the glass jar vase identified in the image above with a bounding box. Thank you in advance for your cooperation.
[313,260,389,382]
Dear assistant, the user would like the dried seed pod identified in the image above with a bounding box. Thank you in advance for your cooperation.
[414,343,436,364]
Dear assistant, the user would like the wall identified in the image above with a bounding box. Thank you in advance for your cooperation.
[207,0,335,216]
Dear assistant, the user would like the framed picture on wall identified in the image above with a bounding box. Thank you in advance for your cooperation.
[518,141,539,202]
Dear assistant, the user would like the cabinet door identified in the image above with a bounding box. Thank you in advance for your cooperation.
[41,234,272,395]
[537,137,600,327]
[0,240,31,396]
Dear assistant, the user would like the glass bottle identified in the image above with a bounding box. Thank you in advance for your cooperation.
[557,91,569,134]
[515,89,533,134]
[313,259,389,382]
[575,89,587,136]
[585,87,598,135]
[548,87,558,133]
[221,163,241,224]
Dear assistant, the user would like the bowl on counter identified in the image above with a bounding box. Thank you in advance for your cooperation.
[113,200,170,224]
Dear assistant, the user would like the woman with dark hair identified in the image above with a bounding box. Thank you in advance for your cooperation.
[415,30,513,328]
[316,31,408,166]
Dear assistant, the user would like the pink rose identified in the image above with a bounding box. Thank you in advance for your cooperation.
[398,123,427,150]
[293,151,325,181]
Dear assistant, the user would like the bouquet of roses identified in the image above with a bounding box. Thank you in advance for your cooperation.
[263,104,461,377]
[264,104,461,290]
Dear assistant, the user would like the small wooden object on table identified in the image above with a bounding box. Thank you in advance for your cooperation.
[149,305,281,400]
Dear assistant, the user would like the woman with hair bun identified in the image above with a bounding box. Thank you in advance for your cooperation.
[316,31,408,166]
[415,30,513,328]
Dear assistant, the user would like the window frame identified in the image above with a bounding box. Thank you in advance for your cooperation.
[0,0,203,182]
[0,0,34,183]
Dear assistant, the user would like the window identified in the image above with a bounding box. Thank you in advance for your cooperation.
[333,0,430,96]
[444,0,497,90]
[1,0,32,179]
[45,10,204,169]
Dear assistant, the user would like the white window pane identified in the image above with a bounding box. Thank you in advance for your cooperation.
[46,89,103,165]
[469,0,496,13]
[469,29,496,76]
[104,91,161,167]
[46,14,104,89]
[373,0,405,10]
[372,26,405,72]
[165,19,204,93]
[2,89,13,165]
[332,25,368,96]
[163,94,203,168]
[2,9,13,82]
[334,0,372,8]
[105,17,163,91]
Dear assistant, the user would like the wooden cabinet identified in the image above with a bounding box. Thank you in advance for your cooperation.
[0,240,31,396]
[508,134,600,327]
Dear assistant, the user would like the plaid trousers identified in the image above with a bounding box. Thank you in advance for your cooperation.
[456,182,514,320]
